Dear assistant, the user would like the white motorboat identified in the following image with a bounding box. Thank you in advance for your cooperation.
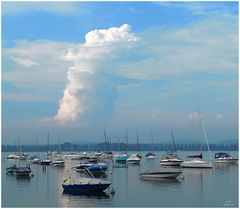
[214,152,238,163]
[139,167,182,179]
[51,158,65,167]
[126,154,141,164]
[6,154,19,159]
[160,154,183,166]
[146,152,156,159]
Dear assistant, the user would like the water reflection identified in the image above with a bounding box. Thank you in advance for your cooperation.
[62,190,110,198]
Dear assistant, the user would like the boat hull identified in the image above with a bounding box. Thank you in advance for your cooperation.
[62,183,111,194]
[140,172,181,179]
[126,160,140,164]
[215,159,238,163]
[181,160,212,168]
[160,160,183,166]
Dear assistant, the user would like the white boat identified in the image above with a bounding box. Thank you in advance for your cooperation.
[160,132,183,166]
[146,129,156,159]
[181,110,213,169]
[126,154,141,164]
[6,154,19,159]
[31,158,41,164]
[214,152,238,163]
[181,158,212,168]
[139,167,182,179]
[160,154,183,166]
[146,153,156,159]
[51,158,65,167]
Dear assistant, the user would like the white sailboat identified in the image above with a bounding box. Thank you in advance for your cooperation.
[126,129,141,164]
[160,132,183,166]
[181,110,212,169]
[145,129,156,159]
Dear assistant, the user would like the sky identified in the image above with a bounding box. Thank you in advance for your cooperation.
[2,1,238,145]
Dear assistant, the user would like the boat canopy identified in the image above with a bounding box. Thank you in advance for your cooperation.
[187,153,202,159]
[215,152,231,158]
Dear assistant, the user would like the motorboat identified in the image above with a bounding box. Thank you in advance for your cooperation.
[29,155,41,164]
[160,153,183,166]
[62,169,111,194]
[40,159,52,166]
[6,164,32,177]
[14,165,32,177]
[6,154,19,159]
[214,152,238,163]
[139,167,182,179]
[19,153,28,160]
[126,154,141,164]
[115,154,128,163]
[145,152,156,159]
[74,163,108,174]
[6,165,17,174]
[51,158,65,167]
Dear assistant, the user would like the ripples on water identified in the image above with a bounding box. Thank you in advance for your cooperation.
[2,151,239,207]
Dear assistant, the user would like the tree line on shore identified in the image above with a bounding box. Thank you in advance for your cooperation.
[2,142,238,152]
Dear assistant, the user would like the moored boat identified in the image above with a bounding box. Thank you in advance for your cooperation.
[51,158,65,167]
[160,153,183,166]
[139,167,182,179]
[126,153,141,164]
[214,152,238,163]
[62,169,111,194]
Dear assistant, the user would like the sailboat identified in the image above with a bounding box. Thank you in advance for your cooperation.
[40,132,52,165]
[51,140,65,167]
[160,132,183,166]
[115,129,128,163]
[126,129,141,164]
[29,133,41,164]
[145,129,156,159]
[181,110,212,168]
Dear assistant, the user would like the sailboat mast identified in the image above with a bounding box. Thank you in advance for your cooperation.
[103,126,108,153]
[151,129,154,153]
[199,110,212,162]
[171,131,177,154]
[18,137,21,154]
[125,128,128,154]
[137,128,139,152]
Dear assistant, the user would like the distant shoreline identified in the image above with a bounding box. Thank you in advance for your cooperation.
[2,142,238,152]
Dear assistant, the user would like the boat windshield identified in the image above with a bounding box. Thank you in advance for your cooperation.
[215,153,231,158]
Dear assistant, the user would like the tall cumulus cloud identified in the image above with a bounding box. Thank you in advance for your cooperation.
[54,24,138,124]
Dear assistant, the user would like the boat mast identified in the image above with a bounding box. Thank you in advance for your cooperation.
[18,137,21,155]
[199,110,212,163]
[103,126,108,153]
[151,129,154,153]
[125,128,128,155]
[171,131,177,154]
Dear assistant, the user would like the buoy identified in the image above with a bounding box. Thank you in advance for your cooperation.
[110,188,115,195]
[179,175,185,180]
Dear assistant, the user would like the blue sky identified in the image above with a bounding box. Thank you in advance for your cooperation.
[2,1,238,145]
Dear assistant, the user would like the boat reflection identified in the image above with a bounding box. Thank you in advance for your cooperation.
[62,190,110,199]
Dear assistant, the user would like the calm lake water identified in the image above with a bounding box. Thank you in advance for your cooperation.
[2,151,238,207]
